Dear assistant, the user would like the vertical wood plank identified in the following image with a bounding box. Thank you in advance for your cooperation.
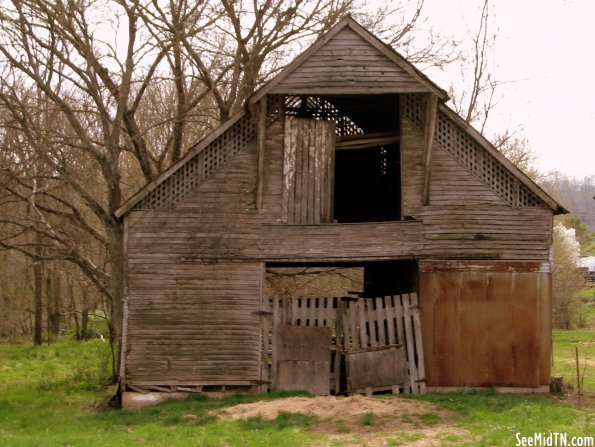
[271,296,280,391]
[256,96,267,210]
[375,297,386,346]
[395,295,406,348]
[291,297,299,325]
[410,293,426,393]
[283,118,297,223]
[261,274,270,392]
[423,94,438,205]
[418,272,437,387]
[341,300,352,350]
[294,120,303,223]
[366,299,378,348]
[334,301,343,395]
[357,301,369,349]
[313,122,321,224]
[327,129,335,222]
[349,300,359,350]
[119,215,130,387]
[300,121,310,224]
[403,294,419,393]
[386,295,396,346]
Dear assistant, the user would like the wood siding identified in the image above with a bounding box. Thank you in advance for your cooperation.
[124,94,555,387]
[271,27,429,95]
[401,117,554,262]
[419,260,551,387]
[125,262,262,385]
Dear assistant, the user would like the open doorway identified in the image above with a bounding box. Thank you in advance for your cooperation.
[284,94,402,224]
[264,260,421,396]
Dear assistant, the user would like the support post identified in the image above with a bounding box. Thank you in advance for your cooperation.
[422,94,438,205]
[256,96,267,210]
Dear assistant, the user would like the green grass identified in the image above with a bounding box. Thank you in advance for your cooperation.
[409,390,594,447]
[1,337,594,446]
[552,328,595,391]
[0,340,319,446]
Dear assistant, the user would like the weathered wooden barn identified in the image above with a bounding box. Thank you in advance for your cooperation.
[115,17,566,398]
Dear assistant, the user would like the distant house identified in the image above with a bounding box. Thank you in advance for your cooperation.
[579,256,595,282]
[115,16,566,400]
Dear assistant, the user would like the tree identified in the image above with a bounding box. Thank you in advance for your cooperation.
[0,0,460,366]
[492,134,541,182]
[449,0,499,133]
[552,223,586,329]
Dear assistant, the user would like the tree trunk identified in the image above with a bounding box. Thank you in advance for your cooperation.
[46,275,52,344]
[81,287,89,341]
[33,260,43,346]
[51,275,61,335]
[69,279,80,340]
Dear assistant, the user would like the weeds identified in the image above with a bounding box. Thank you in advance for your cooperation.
[360,412,376,426]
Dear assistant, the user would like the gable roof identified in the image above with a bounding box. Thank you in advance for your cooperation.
[115,16,566,218]
[437,105,567,213]
[250,16,448,103]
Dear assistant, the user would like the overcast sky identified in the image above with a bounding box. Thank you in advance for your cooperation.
[418,0,595,179]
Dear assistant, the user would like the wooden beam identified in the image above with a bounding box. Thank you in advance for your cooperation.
[256,96,267,210]
[336,134,400,150]
[423,94,438,205]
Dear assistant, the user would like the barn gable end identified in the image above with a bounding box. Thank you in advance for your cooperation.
[117,16,566,400]
[270,26,430,95]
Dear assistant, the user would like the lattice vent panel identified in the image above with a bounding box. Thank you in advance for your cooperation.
[284,95,363,137]
[266,95,285,126]
[402,93,426,130]
[133,97,286,211]
[133,113,258,210]
[402,94,547,208]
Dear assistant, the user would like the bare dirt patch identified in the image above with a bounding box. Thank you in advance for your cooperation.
[217,395,471,445]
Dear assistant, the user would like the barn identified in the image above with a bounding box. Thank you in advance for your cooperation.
[115,16,566,400]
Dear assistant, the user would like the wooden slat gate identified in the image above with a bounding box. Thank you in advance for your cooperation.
[341,293,426,395]
[265,294,425,395]
[269,297,340,395]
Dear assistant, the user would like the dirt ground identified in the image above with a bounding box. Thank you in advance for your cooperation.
[216,395,472,446]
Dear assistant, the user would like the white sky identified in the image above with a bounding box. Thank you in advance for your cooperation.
[419,0,595,178]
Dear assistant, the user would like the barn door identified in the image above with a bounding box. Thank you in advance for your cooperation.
[282,117,336,224]
[341,294,426,394]
[270,297,340,395]
[276,325,332,395]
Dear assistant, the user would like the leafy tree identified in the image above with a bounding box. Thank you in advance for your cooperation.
[552,223,586,329]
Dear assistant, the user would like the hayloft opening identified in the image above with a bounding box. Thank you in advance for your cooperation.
[265,259,417,299]
[284,94,402,223]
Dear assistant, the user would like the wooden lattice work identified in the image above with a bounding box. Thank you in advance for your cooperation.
[402,94,547,208]
[284,95,363,137]
[133,96,285,211]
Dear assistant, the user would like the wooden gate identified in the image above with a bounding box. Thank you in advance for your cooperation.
[264,294,425,395]
[341,293,426,395]
[268,297,341,395]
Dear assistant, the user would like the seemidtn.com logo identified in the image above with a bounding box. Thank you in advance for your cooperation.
[516,433,594,447]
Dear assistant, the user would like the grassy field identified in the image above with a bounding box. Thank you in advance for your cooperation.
[1,335,594,447]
